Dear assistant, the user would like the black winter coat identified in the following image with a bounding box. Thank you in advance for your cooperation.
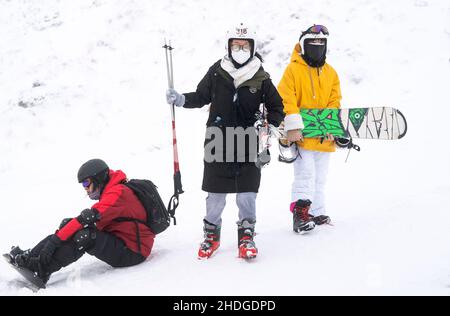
[184,59,284,193]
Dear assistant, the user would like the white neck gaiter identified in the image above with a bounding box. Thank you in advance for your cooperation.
[220,55,262,88]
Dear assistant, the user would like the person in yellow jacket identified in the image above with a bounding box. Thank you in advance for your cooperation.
[278,24,342,233]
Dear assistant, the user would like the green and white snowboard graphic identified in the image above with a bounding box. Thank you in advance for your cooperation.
[300,107,407,140]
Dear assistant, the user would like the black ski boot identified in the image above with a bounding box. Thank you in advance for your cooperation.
[198,220,221,259]
[4,246,50,288]
[237,219,258,259]
[293,199,316,233]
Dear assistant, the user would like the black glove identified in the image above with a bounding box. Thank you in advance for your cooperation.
[59,218,73,230]
[39,234,62,266]
[76,208,101,227]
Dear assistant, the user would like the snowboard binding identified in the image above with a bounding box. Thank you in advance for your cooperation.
[3,247,48,290]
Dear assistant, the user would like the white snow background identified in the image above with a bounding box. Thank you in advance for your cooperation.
[0,0,449,296]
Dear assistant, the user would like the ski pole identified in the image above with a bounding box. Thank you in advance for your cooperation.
[163,39,183,224]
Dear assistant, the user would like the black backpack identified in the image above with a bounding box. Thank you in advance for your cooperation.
[119,179,172,235]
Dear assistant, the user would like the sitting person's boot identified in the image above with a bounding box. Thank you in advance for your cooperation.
[6,246,51,286]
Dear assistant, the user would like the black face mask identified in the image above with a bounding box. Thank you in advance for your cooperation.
[88,188,101,200]
[87,178,107,200]
[303,40,327,67]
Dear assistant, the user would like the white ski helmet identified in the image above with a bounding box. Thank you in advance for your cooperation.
[299,24,329,67]
[299,24,329,54]
[225,22,258,59]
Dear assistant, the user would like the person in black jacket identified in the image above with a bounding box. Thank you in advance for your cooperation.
[166,23,284,260]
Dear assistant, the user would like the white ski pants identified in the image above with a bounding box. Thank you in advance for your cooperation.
[205,192,257,226]
[291,147,331,216]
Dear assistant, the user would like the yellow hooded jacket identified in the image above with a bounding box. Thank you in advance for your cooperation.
[278,43,342,152]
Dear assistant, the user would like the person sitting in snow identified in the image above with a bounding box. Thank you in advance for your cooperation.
[166,23,284,259]
[277,24,342,233]
[5,159,154,286]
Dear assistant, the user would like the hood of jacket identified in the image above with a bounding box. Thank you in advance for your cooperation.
[101,169,127,197]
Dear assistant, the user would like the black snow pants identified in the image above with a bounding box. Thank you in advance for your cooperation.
[29,231,146,276]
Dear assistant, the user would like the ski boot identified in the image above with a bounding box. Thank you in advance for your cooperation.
[292,199,316,233]
[4,246,50,288]
[198,220,221,259]
[309,214,331,225]
[237,219,258,259]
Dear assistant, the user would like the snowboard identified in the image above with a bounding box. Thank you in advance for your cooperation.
[2,253,46,290]
[300,107,407,140]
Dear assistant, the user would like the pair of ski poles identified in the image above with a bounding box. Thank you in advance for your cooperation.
[163,40,183,224]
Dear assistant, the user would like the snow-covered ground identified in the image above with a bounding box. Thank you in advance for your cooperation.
[0,0,449,295]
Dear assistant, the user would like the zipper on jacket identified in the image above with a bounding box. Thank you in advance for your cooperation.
[233,91,239,127]
[318,67,322,93]
[308,66,316,99]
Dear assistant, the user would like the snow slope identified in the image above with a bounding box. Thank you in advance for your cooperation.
[0,0,449,295]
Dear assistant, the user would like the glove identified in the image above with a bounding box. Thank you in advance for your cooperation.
[76,208,100,227]
[39,234,62,266]
[166,88,185,107]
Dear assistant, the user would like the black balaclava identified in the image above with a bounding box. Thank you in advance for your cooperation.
[302,38,327,67]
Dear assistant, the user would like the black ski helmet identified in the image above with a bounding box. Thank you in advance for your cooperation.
[77,159,110,186]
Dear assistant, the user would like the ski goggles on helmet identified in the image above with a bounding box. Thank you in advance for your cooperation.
[82,178,92,188]
[304,25,329,36]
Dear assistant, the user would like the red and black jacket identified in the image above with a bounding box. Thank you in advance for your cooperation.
[56,170,155,258]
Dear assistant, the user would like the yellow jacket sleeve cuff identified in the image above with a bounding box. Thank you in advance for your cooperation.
[284,114,304,131]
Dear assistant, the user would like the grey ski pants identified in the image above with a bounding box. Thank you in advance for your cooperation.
[204,192,257,226]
